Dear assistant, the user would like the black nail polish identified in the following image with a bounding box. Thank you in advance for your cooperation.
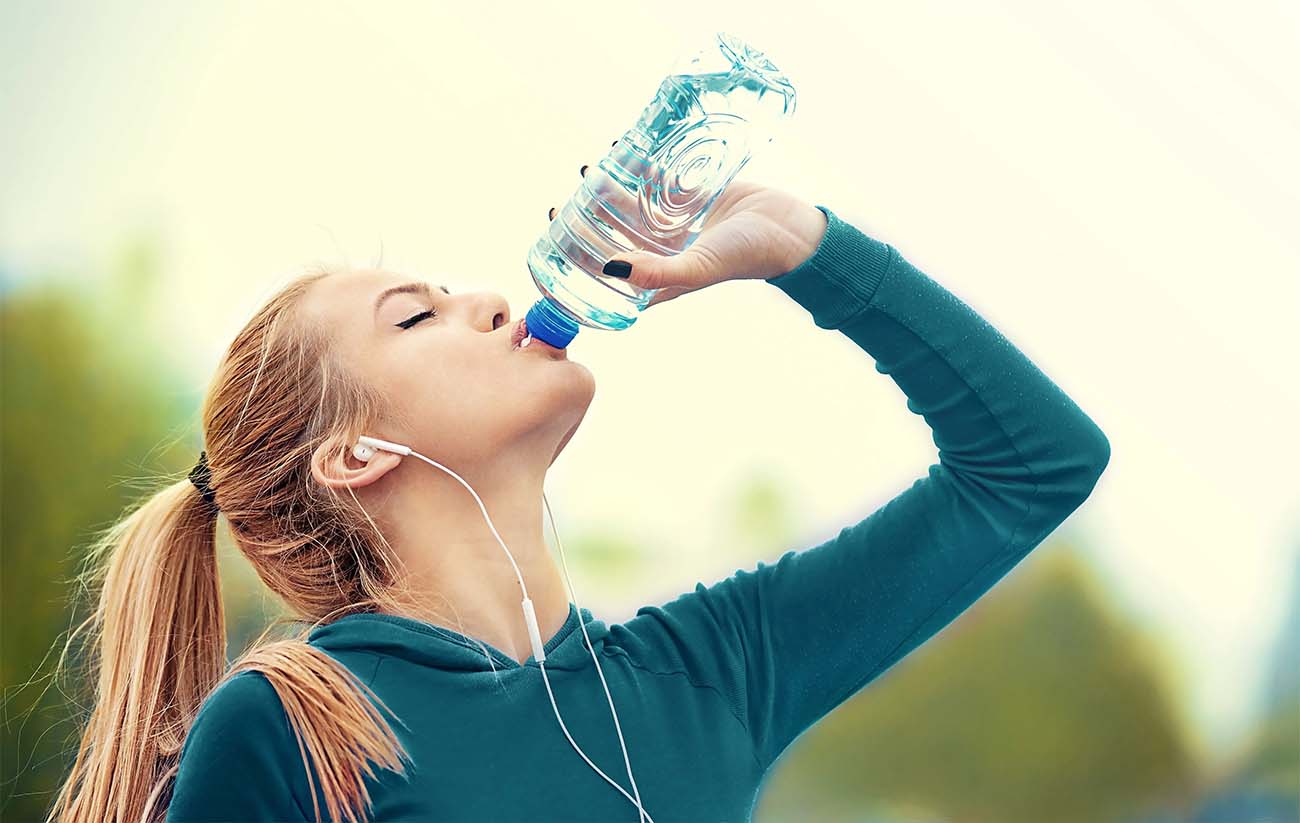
[603,260,632,278]
[580,164,588,177]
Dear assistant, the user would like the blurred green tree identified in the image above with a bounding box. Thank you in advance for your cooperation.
[1234,699,1300,801]
[0,237,200,821]
[728,467,799,560]
[1190,543,1300,815]
[753,540,1202,823]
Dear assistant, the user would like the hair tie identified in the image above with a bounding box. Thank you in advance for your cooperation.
[188,450,219,512]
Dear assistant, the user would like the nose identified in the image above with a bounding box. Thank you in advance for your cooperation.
[467,291,510,332]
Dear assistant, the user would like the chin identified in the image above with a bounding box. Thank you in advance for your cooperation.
[548,364,595,464]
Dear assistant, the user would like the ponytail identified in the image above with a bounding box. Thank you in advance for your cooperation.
[50,267,417,822]
[46,478,224,823]
[228,641,411,823]
[47,472,411,823]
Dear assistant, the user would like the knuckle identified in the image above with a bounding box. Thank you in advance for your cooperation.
[687,246,721,279]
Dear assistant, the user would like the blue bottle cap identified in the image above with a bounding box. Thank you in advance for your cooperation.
[524,297,580,349]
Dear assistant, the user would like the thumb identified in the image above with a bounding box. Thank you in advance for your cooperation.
[604,248,708,292]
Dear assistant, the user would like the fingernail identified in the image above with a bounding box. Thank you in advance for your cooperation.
[548,207,556,220]
[611,140,618,147]
[580,164,588,177]
[603,260,632,278]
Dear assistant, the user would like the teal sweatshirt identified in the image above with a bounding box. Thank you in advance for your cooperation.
[166,205,1110,822]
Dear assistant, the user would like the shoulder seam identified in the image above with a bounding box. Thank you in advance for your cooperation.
[227,670,316,822]
[616,653,765,773]
[361,652,385,687]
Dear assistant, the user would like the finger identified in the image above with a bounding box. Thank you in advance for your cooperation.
[645,284,694,309]
[645,289,675,308]
[606,247,708,292]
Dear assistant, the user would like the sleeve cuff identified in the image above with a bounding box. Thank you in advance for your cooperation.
[764,205,895,329]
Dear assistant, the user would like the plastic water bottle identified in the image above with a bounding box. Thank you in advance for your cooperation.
[522,32,797,349]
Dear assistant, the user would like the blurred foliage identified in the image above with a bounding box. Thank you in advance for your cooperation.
[1235,699,1300,798]
[1179,547,1300,822]
[754,544,1203,823]
[563,528,649,581]
[1,237,199,821]
[728,468,798,557]
[2,239,1296,822]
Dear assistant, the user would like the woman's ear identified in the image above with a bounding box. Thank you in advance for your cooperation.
[311,438,402,491]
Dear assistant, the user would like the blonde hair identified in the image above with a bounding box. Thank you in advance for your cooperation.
[45,266,453,823]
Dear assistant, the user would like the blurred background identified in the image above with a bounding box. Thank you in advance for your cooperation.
[2,1,1297,821]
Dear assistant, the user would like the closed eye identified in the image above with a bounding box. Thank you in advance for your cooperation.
[396,307,437,329]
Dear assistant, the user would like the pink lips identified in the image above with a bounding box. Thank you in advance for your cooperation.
[510,316,568,357]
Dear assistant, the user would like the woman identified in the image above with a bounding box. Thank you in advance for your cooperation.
[47,161,1110,823]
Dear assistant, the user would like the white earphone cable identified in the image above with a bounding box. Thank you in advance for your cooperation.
[402,449,654,822]
[543,492,651,823]
[408,451,531,599]
[536,659,654,823]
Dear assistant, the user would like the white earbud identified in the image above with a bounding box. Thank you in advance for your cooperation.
[353,434,412,463]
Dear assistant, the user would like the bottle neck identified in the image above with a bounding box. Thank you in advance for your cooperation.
[524,297,580,348]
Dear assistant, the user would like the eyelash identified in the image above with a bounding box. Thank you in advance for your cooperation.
[396,307,438,329]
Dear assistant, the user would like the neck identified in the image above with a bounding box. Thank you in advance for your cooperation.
[376,456,571,665]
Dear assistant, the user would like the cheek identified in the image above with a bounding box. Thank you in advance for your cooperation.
[386,359,466,426]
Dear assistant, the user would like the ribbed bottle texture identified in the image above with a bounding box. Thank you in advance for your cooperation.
[522,32,796,349]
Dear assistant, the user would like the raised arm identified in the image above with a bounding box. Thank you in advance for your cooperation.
[615,204,1111,771]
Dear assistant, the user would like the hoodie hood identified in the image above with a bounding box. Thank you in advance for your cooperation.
[307,602,611,673]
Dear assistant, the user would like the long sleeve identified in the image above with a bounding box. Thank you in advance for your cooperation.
[617,205,1111,772]
[167,671,312,823]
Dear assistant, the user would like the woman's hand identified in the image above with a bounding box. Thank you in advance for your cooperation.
[550,142,828,309]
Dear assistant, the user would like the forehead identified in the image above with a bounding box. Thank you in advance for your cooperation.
[301,269,426,325]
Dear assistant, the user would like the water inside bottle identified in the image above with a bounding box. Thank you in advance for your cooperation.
[526,52,794,333]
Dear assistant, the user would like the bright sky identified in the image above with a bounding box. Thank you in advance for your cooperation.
[3,0,1297,756]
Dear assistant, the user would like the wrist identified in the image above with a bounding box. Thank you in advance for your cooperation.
[781,203,829,274]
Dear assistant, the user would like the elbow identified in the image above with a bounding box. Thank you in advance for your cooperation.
[993,425,1110,551]
[1063,426,1111,505]
[1036,425,1111,512]
[1083,424,1111,483]
[1092,429,1112,476]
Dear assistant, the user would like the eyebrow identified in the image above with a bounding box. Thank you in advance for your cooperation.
[373,282,451,315]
